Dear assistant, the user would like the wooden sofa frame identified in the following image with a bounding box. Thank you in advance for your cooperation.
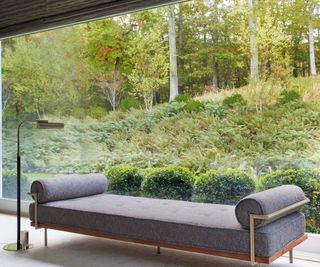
[28,192,309,267]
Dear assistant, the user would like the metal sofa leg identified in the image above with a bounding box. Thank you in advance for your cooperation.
[44,228,48,247]
[157,246,161,254]
[289,249,293,264]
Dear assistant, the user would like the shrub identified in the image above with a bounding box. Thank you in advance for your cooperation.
[2,169,31,200]
[71,107,87,119]
[222,93,247,108]
[105,165,144,196]
[121,97,141,111]
[259,169,320,198]
[204,101,226,119]
[259,169,320,233]
[183,100,205,113]
[141,166,194,200]
[173,94,191,103]
[88,107,107,119]
[164,101,186,116]
[194,169,255,204]
[278,90,300,105]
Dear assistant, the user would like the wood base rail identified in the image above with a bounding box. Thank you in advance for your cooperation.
[31,222,307,265]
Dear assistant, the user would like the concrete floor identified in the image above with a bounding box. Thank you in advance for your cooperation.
[0,214,319,267]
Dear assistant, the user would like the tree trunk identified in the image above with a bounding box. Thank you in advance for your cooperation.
[144,92,153,111]
[178,6,184,93]
[236,69,241,88]
[213,62,219,89]
[248,0,259,82]
[168,5,179,101]
[308,7,317,76]
[112,57,120,111]
[293,62,298,77]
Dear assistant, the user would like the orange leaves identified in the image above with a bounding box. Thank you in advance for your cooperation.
[98,47,113,62]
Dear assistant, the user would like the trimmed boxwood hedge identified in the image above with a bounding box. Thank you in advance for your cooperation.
[105,165,143,196]
[141,166,194,201]
[259,169,320,197]
[194,169,255,204]
[104,165,320,233]
[259,169,320,233]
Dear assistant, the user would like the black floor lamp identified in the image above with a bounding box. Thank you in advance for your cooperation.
[3,119,64,251]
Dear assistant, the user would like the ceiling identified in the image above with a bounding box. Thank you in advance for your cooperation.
[0,0,182,40]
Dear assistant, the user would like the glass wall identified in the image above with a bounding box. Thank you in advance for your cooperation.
[1,0,319,233]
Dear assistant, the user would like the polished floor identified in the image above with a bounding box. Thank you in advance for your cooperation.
[0,214,319,267]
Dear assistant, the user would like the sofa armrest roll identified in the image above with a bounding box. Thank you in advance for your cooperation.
[235,185,307,229]
[31,173,108,204]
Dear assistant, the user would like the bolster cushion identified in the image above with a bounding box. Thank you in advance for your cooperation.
[235,185,306,229]
[31,173,107,204]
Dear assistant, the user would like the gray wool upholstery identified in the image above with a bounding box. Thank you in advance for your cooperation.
[29,193,306,257]
[31,173,107,204]
[235,185,306,229]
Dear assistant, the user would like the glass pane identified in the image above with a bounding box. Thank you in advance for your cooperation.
[1,1,319,234]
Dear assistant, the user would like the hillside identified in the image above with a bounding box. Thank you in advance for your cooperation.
[3,77,320,178]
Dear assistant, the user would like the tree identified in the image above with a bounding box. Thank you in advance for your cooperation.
[256,1,290,82]
[248,0,259,82]
[2,82,11,118]
[177,5,184,92]
[97,68,122,111]
[308,1,317,76]
[168,5,179,101]
[3,28,92,117]
[84,19,129,110]
[127,29,169,111]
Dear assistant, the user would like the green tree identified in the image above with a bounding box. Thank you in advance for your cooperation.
[3,28,92,118]
[127,28,169,111]
[84,19,130,110]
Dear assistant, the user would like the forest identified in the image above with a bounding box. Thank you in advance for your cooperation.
[2,0,320,116]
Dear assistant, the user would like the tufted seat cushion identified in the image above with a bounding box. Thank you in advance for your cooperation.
[29,193,305,257]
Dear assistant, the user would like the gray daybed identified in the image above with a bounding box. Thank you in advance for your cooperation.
[28,174,309,266]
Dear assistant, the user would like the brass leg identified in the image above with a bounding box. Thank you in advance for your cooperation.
[44,228,48,247]
[289,249,293,264]
[250,215,255,266]
[157,246,161,254]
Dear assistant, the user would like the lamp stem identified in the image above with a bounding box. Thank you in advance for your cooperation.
[16,121,24,251]
[17,155,21,250]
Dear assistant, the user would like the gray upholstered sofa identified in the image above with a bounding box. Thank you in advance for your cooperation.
[29,174,309,266]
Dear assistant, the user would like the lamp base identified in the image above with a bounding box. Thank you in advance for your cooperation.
[3,243,33,251]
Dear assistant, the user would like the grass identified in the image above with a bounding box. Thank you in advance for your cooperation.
[196,75,320,107]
